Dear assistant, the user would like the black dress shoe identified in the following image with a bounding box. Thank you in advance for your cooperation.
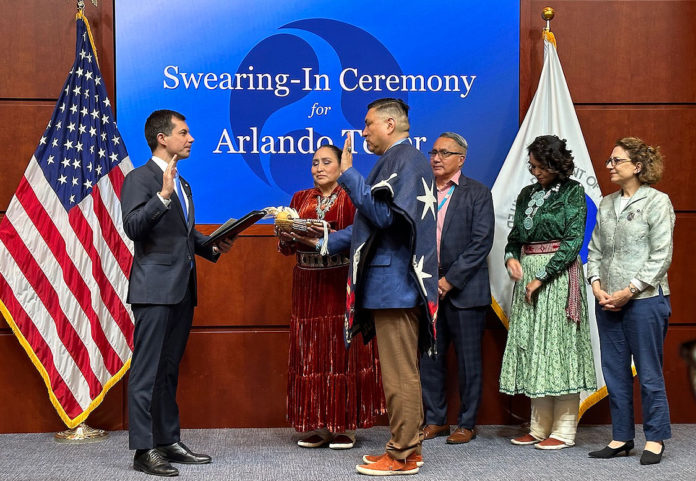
[640,442,664,465]
[588,440,634,458]
[133,449,179,477]
[157,442,212,464]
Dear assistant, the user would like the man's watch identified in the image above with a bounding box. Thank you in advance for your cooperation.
[628,284,639,296]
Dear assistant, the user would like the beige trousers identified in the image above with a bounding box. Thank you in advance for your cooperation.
[530,393,580,445]
[372,308,424,460]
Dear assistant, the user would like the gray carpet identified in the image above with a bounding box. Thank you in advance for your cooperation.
[0,425,693,480]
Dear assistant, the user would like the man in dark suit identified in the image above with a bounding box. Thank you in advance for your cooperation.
[419,132,494,445]
[121,109,233,476]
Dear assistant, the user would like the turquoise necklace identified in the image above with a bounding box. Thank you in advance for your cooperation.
[523,182,560,230]
[315,192,338,220]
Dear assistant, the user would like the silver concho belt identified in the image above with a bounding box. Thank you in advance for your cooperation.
[296,252,349,269]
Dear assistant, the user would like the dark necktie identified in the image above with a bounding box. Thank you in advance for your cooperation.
[175,175,188,222]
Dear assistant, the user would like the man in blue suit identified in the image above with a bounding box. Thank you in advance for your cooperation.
[419,132,494,445]
[315,98,438,476]
[121,110,233,476]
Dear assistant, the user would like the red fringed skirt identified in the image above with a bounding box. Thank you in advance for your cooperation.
[287,263,385,433]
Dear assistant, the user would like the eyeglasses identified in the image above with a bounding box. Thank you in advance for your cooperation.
[428,150,464,159]
[605,157,633,168]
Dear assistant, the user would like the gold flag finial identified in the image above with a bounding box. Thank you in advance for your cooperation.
[76,0,98,11]
[541,6,555,31]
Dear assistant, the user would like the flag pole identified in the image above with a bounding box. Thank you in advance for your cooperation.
[54,0,109,444]
[55,423,108,443]
[542,6,555,31]
[541,6,557,47]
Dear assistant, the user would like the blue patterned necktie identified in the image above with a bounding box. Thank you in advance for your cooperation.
[175,175,188,222]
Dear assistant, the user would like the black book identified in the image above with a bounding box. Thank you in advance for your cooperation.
[203,210,267,247]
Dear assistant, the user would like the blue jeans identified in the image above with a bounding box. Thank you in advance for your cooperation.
[595,292,671,442]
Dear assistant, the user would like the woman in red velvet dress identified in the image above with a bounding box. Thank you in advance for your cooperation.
[277,145,384,449]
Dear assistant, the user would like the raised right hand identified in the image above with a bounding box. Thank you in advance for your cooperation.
[160,154,178,199]
[340,133,353,173]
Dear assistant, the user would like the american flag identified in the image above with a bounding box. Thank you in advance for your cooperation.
[0,13,134,427]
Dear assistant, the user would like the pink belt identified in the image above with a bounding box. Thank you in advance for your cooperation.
[523,240,582,326]
[523,241,561,255]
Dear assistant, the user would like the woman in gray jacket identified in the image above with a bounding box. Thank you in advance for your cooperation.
[587,137,674,465]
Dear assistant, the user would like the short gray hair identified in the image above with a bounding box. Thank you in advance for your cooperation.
[439,132,468,155]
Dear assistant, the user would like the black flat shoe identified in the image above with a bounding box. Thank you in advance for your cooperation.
[588,440,634,458]
[640,442,664,465]
[157,441,212,464]
[133,449,179,476]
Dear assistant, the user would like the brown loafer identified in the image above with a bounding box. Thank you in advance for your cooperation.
[423,424,450,440]
[446,427,477,444]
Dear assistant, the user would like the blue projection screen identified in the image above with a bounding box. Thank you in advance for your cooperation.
[115,1,519,222]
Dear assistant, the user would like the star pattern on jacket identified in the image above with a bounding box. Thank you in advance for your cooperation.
[412,254,433,297]
[370,172,398,196]
[416,177,437,220]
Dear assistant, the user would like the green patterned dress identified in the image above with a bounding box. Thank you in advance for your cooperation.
[499,179,596,397]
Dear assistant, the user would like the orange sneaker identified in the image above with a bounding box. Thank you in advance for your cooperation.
[356,455,420,476]
[362,452,424,467]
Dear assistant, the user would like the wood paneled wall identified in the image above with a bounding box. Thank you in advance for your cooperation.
[1,1,695,433]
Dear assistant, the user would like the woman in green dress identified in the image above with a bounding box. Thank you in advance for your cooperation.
[500,135,596,450]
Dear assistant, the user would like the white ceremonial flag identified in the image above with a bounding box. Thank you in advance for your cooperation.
[489,31,605,417]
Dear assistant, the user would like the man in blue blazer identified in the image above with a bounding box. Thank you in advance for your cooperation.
[312,98,438,476]
[121,110,233,476]
[419,132,494,445]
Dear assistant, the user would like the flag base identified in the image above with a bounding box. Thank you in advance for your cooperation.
[54,423,108,443]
